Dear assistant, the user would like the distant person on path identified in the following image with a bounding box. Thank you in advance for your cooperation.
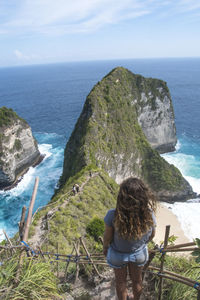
[72,184,76,195]
[103,177,157,300]
[75,183,80,193]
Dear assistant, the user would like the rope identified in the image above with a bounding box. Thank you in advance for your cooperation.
[21,241,38,256]
[17,242,103,263]
[194,282,200,290]
[1,240,200,295]
[158,247,166,255]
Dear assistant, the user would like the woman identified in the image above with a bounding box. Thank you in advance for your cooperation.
[103,177,156,300]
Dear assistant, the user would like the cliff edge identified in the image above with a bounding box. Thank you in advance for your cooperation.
[59,67,195,202]
[135,73,177,153]
[0,107,42,189]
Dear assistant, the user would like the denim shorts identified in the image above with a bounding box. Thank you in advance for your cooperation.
[107,245,149,269]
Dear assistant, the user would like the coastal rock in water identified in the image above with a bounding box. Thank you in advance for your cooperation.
[60,67,196,202]
[0,107,42,189]
[136,80,177,153]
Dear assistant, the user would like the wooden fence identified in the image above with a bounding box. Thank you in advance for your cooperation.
[0,177,200,299]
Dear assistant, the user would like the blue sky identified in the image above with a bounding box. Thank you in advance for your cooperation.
[0,0,200,67]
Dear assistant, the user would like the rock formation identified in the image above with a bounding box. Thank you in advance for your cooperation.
[59,67,195,202]
[134,78,177,153]
[0,107,42,189]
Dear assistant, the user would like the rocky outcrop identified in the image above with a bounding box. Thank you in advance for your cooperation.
[59,67,196,202]
[0,107,42,189]
[135,83,177,153]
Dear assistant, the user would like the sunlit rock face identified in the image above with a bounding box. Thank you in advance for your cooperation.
[0,107,41,189]
[137,89,177,153]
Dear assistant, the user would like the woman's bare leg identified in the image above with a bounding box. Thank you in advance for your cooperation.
[128,263,143,300]
[114,265,128,300]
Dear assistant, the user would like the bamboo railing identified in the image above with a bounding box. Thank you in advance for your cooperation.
[0,177,200,299]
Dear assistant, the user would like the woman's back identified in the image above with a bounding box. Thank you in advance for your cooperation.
[104,208,156,253]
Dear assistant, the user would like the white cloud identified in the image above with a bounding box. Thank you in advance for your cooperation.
[14,49,39,62]
[178,0,200,11]
[14,49,24,60]
[0,0,156,36]
[1,0,200,37]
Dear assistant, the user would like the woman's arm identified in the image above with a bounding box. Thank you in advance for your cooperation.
[148,211,156,242]
[103,224,114,256]
[148,227,156,242]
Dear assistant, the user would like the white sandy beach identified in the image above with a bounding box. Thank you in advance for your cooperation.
[154,203,190,246]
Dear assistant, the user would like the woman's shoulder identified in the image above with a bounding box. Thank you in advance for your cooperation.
[105,209,115,218]
[104,209,115,226]
[107,208,115,213]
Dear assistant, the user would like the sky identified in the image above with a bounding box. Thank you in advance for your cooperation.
[0,0,200,67]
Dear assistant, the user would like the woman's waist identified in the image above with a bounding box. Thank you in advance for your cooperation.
[111,242,147,254]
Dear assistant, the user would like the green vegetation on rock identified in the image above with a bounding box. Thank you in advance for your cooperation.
[59,67,193,201]
[0,106,26,128]
[0,106,40,189]
[142,148,184,191]
[14,139,22,151]
[31,168,118,253]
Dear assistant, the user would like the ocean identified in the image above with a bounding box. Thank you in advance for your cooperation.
[0,58,200,242]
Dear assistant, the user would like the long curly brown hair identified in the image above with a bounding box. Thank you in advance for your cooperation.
[114,177,157,240]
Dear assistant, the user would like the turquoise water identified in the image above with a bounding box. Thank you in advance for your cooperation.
[0,58,200,241]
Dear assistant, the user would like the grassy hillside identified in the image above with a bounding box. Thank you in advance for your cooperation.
[31,166,118,253]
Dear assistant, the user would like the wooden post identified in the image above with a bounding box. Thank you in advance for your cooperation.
[74,241,80,284]
[197,290,200,300]
[15,177,39,284]
[3,230,16,254]
[64,245,75,280]
[166,242,196,250]
[149,266,197,284]
[57,242,59,278]
[18,206,27,241]
[158,225,170,300]
[46,243,51,259]
[37,246,45,260]
[23,177,39,242]
[80,237,102,278]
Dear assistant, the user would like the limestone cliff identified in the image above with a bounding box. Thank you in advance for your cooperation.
[0,107,42,189]
[59,67,195,202]
[135,78,177,153]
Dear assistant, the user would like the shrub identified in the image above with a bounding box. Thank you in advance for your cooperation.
[0,256,61,299]
[14,139,22,151]
[86,217,104,241]
[168,266,200,300]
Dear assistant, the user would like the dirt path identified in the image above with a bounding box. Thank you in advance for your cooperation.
[64,269,156,299]
[29,172,99,247]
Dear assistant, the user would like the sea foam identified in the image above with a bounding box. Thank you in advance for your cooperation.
[0,137,64,241]
[3,144,53,197]
[165,202,200,241]
[162,138,200,240]
[38,144,52,160]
